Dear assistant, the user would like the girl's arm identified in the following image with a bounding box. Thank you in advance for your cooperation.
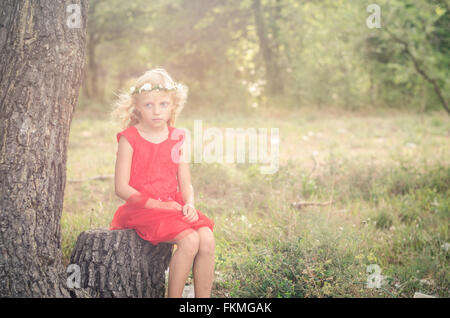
[115,135,161,209]
[177,140,195,206]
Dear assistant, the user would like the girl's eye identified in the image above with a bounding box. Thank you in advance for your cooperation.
[145,102,169,108]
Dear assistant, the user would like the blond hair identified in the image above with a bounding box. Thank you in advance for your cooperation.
[110,68,188,129]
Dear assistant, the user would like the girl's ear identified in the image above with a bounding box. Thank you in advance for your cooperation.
[134,95,141,107]
[132,107,141,118]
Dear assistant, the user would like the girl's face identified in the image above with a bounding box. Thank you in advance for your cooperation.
[135,90,175,128]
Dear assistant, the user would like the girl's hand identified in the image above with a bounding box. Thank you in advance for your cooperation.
[182,203,198,223]
[159,200,182,211]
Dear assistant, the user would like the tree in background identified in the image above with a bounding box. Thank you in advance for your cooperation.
[82,0,156,101]
[364,0,449,113]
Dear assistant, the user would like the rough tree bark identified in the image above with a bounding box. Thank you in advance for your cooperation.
[0,0,88,297]
[69,229,173,298]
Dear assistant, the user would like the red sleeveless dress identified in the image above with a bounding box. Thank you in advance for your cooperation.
[109,125,214,245]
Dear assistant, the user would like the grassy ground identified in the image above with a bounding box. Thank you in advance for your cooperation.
[62,105,449,297]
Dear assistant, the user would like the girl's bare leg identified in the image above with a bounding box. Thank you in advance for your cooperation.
[192,227,215,298]
[167,231,200,298]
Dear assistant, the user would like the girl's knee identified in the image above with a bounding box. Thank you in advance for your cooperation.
[176,231,200,256]
[197,227,215,256]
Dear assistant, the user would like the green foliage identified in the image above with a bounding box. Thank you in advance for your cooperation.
[362,0,450,111]
[374,211,394,230]
[79,0,450,114]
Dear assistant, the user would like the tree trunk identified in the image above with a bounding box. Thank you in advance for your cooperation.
[69,229,173,298]
[252,0,284,97]
[0,0,88,297]
[84,32,101,101]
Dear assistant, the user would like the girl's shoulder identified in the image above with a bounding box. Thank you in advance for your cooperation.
[116,125,138,148]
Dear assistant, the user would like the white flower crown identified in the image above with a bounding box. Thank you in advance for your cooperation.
[129,82,182,95]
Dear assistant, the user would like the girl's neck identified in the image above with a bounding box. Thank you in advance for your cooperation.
[136,122,169,134]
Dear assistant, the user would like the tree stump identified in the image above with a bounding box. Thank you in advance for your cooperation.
[69,229,173,298]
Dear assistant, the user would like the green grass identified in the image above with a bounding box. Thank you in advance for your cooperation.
[62,106,450,297]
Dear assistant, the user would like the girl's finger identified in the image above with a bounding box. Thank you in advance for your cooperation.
[186,210,194,220]
[189,211,198,223]
[185,212,196,223]
[182,210,192,221]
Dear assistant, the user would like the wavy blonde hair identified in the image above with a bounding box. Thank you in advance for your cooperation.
[110,68,188,129]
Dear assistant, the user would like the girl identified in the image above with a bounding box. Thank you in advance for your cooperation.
[109,68,215,298]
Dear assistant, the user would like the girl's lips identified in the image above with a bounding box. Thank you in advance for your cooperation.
[152,118,163,121]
